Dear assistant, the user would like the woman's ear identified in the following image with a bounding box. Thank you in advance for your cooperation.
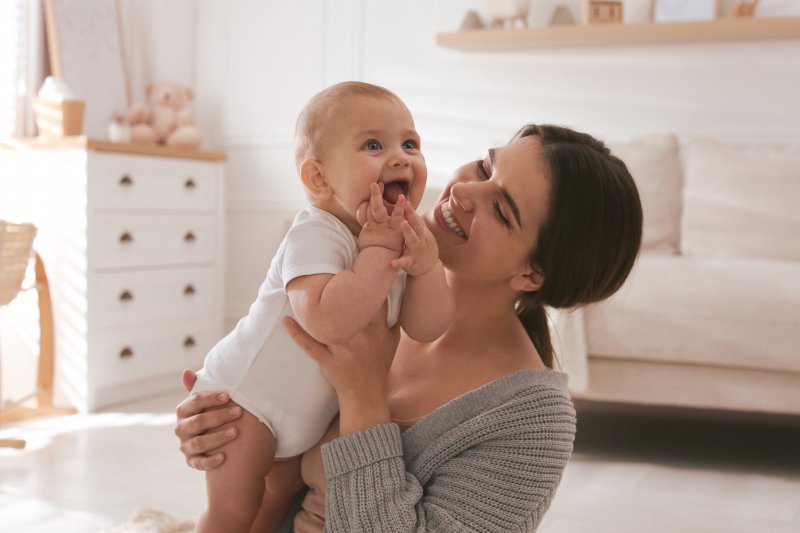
[300,159,333,200]
[510,264,544,293]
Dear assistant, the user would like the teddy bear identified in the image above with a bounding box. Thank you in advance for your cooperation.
[127,80,202,149]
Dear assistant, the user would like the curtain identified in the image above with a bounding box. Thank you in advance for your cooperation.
[0,0,46,138]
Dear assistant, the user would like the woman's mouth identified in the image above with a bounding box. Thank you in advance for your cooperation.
[434,200,466,239]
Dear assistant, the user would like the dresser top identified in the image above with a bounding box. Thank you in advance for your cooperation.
[1,136,226,161]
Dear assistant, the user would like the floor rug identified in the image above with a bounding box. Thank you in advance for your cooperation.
[102,509,194,533]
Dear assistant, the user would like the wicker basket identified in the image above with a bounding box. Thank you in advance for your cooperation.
[0,220,37,306]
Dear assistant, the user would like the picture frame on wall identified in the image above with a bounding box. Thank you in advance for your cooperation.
[43,0,130,139]
[651,0,720,22]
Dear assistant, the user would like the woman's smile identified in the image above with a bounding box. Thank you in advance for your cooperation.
[434,200,467,239]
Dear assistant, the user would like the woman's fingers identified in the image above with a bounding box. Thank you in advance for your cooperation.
[182,419,237,453]
[175,400,241,440]
[282,317,331,363]
[175,390,231,419]
[187,452,226,471]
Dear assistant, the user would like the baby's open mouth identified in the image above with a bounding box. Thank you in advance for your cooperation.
[381,179,409,212]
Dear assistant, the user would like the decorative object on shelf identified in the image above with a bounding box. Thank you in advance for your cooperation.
[652,0,719,22]
[461,10,485,30]
[585,1,623,24]
[755,0,800,18]
[43,0,130,140]
[436,16,800,50]
[127,81,202,149]
[108,113,131,143]
[550,5,577,25]
[727,0,761,17]
[486,0,530,29]
[32,77,85,138]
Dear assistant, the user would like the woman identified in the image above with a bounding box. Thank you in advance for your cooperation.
[176,124,643,531]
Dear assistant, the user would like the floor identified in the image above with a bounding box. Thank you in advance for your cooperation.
[1,393,799,533]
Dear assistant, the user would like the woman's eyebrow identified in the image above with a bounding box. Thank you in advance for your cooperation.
[490,148,522,227]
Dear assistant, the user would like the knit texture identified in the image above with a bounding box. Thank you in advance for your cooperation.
[321,370,576,532]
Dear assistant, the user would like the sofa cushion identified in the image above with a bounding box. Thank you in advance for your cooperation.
[682,139,800,261]
[608,135,682,253]
[585,254,800,373]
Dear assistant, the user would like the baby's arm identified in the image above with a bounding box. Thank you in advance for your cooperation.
[287,187,406,346]
[393,202,455,342]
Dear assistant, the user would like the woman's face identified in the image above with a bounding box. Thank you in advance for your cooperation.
[423,135,551,284]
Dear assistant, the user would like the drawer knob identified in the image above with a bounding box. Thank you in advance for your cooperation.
[184,178,197,189]
[183,284,196,296]
[119,175,134,187]
[183,336,196,348]
[119,347,134,358]
[119,290,134,302]
[119,232,134,244]
[184,231,196,243]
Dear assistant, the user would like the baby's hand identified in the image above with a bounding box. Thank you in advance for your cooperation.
[391,202,441,277]
[357,183,405,254]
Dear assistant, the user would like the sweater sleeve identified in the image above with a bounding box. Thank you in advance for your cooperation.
[320,389,576,532]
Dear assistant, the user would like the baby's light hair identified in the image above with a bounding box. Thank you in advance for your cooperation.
[294,81,403,170]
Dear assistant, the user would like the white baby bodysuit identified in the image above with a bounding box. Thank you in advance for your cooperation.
[193,206,406,458]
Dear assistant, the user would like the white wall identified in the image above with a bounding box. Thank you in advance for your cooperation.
[128,0,800,327]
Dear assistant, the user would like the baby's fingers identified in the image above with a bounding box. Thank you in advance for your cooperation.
[403,201,427,232]
[356,200,369,227]
[390,255,415,271]
[401,220,421,247]
[389,194,406,227]
[369,183,388,224]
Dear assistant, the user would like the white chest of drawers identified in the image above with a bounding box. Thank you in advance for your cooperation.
[0,138,225,411]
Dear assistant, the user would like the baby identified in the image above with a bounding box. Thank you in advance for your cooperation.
[191,81,454,532]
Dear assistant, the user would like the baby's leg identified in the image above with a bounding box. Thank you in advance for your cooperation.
[195,405,276,533]
[249,455,305,532]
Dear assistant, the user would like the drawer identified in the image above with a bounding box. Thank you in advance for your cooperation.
[89,152,219,211]
[90,213,217,269]
[90,318,220,388]
[90,267,218,328]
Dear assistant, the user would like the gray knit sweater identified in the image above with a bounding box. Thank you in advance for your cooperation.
[320,369,576,532]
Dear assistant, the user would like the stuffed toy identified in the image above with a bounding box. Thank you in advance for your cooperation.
[128,80,202,148]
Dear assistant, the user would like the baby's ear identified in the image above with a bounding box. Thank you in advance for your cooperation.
[300,160,332,200]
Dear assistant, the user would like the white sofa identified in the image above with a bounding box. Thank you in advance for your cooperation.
[574,136,800,415]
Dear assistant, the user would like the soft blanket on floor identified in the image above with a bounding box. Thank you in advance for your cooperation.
[103,509,194,533]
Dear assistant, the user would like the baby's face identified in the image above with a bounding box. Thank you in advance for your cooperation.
[317,96,427,233]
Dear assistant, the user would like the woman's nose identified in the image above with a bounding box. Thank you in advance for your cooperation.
[449,182,474,212]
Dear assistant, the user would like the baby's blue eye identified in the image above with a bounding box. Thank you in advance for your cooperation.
[403,140,418,150]
[364,140,382,151]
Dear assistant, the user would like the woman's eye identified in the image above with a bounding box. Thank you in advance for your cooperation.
[364,140,382,151]
[493,201,510,227]
[403,139,418,150]
[476,159,490,180]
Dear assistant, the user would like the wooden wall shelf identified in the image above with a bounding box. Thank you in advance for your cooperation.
[437,17,800,51]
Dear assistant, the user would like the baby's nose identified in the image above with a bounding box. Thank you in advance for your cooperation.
[388,148,410,166]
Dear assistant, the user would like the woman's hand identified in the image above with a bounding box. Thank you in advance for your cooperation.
[283,313,400,435]
[174,369,243,470]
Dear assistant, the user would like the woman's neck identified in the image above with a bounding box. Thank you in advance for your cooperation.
[432,276,529,353]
